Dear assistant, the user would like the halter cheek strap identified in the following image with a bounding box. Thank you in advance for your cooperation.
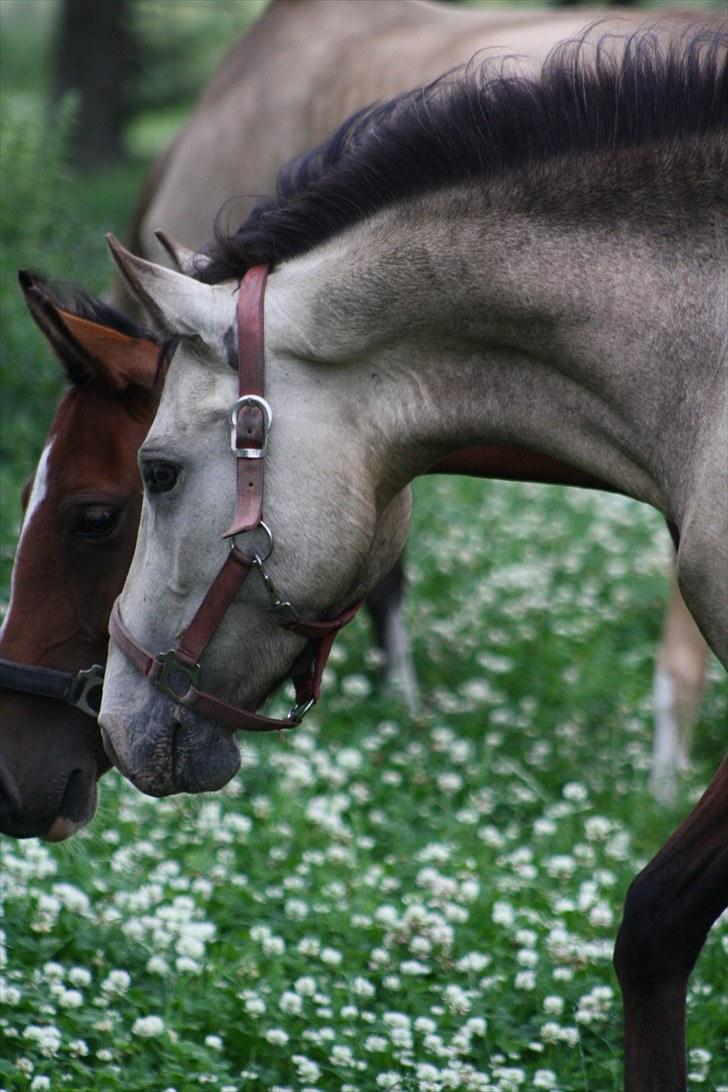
[108,265,361,732]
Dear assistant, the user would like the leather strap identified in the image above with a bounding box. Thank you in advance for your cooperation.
[225,265,269,538]
[0,657,104,718]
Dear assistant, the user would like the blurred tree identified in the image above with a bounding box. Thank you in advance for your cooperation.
[52,0,134,170]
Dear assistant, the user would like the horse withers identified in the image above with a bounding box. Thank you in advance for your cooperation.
[100,27,727,1092]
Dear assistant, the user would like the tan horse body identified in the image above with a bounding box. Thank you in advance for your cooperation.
[117,0,715,802]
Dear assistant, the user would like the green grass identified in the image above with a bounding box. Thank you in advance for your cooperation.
[1,15,726,1092]
[1,479,726,1091]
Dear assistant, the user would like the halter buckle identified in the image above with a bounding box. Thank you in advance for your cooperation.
[230,395,272,458]
[288,696,316,722]
[155,651,201,703]
[69,664,105,718]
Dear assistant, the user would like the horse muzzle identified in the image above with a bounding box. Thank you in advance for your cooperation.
[99,687,241,797]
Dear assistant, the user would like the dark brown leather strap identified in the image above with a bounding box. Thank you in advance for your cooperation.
[225,265,269,538]
[176,547,253,666]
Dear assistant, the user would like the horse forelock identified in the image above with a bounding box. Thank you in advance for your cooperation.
[198,22,726,286]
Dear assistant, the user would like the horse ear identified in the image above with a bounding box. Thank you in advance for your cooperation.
[19,269,95,387]
[55,310,160,390]
[18,269,159,391]
[107,234,231,340]
[154,230,211,277]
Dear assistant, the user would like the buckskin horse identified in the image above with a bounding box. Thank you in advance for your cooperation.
[122,0,718,800]
[99,28,727,1092]
[0,4,717,838]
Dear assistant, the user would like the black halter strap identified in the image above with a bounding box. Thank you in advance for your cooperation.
[0,658,104,718]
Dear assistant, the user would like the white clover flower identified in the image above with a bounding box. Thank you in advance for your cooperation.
[514,971,536,990]
[294,976,317,996]
[383,975,401,991]
[365,1036,388,1052]
[97,1049,114,1062]
[443,984,471,1014]
[30,1078,51,1092]
[59,988,83,1008]
[455,952,491,973]
[493,1066,525,1090]
[284,898,309,920]
[23,1025,62,1057]
[146,955,170,976]
[341,673,372,697]
[539,1022,562,1044]
[533,1069,558,1089]
[52,883,90,915]
[492,901,515,927]
[42,962,64,981]
[437,772,463,794]
[400,960,431,976]
[132,1015,165,1038]
[175,956,201,974]
[376,1075,402,1090]
[69,1038,89,1057]
[588,904,614,928]
[320,947,342,967]
[0,980,21,1005]
[352,976,375,998]
[205,1034,223,1050]
[279,991,303,1015]
[331,1044,355,1067]
[292,1054,321,1082]
[67,966,92,988]
[16,1058,33,1075]
[264,1028,289,1046]
[543,995,564,1015]
[517,948,538,967]
[101,969,131,997]
[563,781,588,802]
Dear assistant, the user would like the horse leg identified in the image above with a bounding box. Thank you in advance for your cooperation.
[364,555,420,712]
[650,567,710,804]
[614,755,728,1092]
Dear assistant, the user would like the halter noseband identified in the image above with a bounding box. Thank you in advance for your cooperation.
[108,265,361,732]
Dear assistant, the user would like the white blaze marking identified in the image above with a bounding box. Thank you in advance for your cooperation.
[0,438,55,639]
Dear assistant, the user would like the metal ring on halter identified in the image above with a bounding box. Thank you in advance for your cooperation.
[288,696,316,722]
[230,395,273,458]
[229,521,274,563]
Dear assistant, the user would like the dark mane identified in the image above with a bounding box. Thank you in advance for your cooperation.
[199,24,726,284]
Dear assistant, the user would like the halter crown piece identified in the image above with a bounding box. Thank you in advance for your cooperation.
[108,265,361,732]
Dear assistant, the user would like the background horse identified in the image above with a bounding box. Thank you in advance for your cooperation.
[100,27,727,1091]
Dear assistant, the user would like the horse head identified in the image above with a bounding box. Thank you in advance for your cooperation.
[0,273,161,839]
[99,242,411,798]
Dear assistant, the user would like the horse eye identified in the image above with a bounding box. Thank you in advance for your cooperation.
[73,505,121,540]
[142,460,180,495]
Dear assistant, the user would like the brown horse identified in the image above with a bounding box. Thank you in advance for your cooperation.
[0,276,162,839]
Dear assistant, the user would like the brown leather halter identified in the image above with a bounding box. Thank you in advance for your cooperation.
[109,265,361,732]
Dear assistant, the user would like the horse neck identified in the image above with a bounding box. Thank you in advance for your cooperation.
[267,146,725,525]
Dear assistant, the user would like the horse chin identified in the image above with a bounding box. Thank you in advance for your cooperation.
[99,690,241,797]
